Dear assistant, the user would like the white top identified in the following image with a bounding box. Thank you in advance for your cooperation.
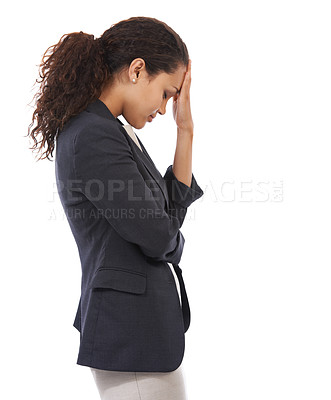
[122,124,143,152]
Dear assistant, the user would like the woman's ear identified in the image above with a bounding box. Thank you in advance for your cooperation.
[128,58,146,82]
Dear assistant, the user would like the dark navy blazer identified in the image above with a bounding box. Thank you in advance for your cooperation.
[55,98,204,372]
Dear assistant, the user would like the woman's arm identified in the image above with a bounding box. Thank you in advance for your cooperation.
[73,122,188,265]
[172,128,193,187]
[172,59,194,188]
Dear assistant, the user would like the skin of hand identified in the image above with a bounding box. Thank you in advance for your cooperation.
[171,59,194,187]
[172,59,194,133]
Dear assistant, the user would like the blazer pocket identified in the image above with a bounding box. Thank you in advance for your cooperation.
[88,267,147,294]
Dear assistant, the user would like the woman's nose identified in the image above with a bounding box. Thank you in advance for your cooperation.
[158,103,167,115]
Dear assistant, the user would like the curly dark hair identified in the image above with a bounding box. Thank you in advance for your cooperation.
[27,16,189,161]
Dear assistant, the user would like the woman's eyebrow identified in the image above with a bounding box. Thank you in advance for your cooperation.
[173,86,180,93]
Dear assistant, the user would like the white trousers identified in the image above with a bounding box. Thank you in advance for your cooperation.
[90,364,187,400]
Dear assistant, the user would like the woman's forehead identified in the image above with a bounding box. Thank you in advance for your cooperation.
[159,67,186,88]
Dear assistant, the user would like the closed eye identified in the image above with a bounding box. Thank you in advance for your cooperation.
[163,91,167,100]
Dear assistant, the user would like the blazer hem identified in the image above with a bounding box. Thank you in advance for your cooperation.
[75,342,185,373]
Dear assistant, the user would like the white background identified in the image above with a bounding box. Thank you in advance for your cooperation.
[1,0,331,398]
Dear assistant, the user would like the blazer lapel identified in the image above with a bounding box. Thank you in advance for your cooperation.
[118,123,170,210]
[85,99,170,210]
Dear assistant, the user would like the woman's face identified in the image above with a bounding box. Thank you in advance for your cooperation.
[122,59,187,129]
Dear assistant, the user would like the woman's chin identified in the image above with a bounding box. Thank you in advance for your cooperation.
[134,120,147,130]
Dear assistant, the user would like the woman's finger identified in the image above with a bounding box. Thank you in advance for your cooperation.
[173,60,192,104]
[186,60,192,81]
[180,60,192,96]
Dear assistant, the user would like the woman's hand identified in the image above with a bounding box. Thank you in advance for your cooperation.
[172,59,194,132]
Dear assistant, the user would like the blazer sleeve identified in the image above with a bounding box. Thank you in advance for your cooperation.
[73,121,203,265]
[163,164,204,228]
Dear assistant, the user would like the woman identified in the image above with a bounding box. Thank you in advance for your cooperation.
[28,16,204,400]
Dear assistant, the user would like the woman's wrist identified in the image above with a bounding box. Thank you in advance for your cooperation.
[173,131,193,187]
[177,125,194,137]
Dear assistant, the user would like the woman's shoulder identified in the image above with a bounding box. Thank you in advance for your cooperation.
[59,107,124,145]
